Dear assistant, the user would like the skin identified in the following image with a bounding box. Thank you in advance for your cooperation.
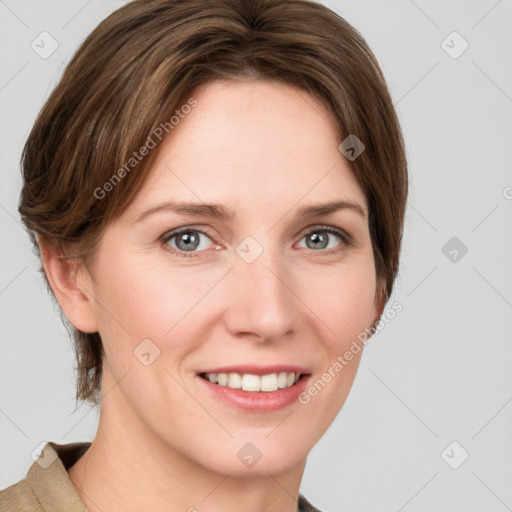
[42,79,384,512]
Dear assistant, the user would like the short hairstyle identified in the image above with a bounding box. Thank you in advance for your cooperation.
[19,0,408,406]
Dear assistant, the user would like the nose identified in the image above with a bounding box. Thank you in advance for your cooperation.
[223,247,297,343]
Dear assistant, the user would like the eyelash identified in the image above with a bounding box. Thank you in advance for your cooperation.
[160,225,352,259]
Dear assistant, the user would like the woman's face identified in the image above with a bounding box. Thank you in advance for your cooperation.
[81,79,381,476]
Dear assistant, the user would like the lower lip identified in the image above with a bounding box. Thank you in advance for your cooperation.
[197,375,310,412]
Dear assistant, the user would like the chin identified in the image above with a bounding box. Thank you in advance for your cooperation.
[192,427,315,477]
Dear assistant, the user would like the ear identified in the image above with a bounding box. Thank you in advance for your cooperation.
[38,235,98,334]
[370,276,387,328]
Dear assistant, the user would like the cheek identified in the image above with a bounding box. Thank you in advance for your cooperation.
[91,252,224,357]
[290,263,377,442]
[306,259,377,350]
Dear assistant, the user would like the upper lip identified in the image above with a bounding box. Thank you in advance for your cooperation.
[198,365,310,375]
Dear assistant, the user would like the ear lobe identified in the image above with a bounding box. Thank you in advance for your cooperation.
[38,235,98,334]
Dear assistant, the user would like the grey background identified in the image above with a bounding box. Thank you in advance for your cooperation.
[1,1,511,511]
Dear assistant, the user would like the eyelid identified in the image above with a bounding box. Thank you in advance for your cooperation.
[160,224,217,243]
[296,223,352,244]
[161,226,218,253]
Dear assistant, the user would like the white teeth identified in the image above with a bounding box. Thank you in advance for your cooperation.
[241,373,261,392]
[277,372,288,389]
[204,371,300,392]
[217,373,228,386]
[227,373,242,389]
[260,373,278,392]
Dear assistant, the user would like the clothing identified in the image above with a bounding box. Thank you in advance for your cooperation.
[0,441,321,511]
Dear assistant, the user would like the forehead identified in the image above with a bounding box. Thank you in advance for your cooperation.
[127,79,366,217]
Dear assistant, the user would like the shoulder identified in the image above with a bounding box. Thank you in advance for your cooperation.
[298,493,323,512]
[0,441,90,512]
[0,477,41,511]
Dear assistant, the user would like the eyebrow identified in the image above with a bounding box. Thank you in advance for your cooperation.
[296,200,366,219]
[135,199,367,223]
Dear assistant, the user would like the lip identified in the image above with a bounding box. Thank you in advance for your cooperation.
[197,364,309,375]
[196,366,311,412]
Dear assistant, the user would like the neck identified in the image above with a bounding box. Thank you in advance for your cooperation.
[68,372,306,512]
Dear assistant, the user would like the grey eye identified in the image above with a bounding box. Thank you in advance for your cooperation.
[167,230,211,252]
[299,229,344,251]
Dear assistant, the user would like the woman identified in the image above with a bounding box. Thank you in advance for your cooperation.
[0,0,407,510]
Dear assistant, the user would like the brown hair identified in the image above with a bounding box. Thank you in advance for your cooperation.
[19,0,408,406]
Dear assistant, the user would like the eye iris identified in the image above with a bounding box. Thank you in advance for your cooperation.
[176,231,200,251]
[307,231,329,250]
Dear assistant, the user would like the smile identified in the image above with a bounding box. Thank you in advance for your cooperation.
[196,365,310,412]
[200,371,301,392]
